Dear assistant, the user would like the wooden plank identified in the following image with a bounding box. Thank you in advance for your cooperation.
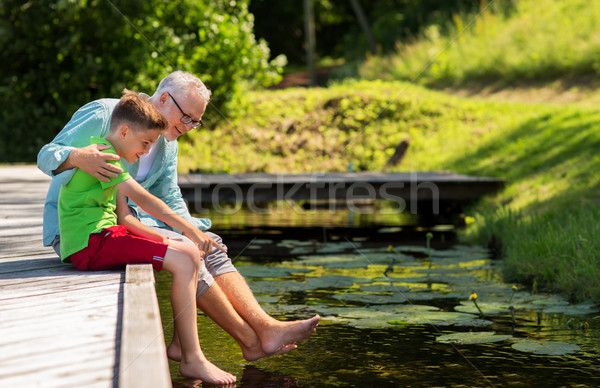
[0,166,121,388]
[118,264,171,388]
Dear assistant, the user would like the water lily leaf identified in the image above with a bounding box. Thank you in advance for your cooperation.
[528,295,570,306]
[318,316,353,325]
[248,280,309,293]
[404,291,469,301]
[387,311,489,326]
[436,332,512,344]
[349,317,405,329]
[255,295,280,304]
[316,242,361,254]
[511,340,580,356]
[455,302,511,315]
[238,265,313,278]
[335,292,408,305]
[358,284,410,293]
[292,255,370,269]
[543,302,599,315]
[369,304,440,313]
[304,275,371,289]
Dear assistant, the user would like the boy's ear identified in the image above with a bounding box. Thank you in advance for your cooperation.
[118,125,130,139]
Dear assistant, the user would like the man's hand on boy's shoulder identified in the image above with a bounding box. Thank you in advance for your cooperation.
[73,144,123,182]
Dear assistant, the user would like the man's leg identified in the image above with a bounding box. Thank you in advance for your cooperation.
[202,232,320,354]
[151,228,295,361]
[214,271,320,355]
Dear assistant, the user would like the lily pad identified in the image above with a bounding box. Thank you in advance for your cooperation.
[511,340,580,356]
[292,255,370,269]
[358,284,410,293]
[335,292,407,305]
[304,275,371,289]
[390,311,490,326]
[238,265,313,278]
[543,302,599,315]
[254,295,280,304]
[436,332,512,344]
[455,301,511,315]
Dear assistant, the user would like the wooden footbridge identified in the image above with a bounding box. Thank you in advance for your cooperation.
[0,166,170,387]
[178,171,505,209]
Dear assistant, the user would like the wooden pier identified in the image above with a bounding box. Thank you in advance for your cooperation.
[178,171,505,205]
[0,166,170,387]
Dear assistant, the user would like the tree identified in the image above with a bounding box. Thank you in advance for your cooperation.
[0,0,285,162]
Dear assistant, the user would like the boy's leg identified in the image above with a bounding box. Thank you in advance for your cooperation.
[80,229,236,384]
[162,240,236,385]
[151,228,319,356]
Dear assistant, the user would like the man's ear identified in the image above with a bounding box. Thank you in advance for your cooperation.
[118,125,130,139]
[159,91,169,107]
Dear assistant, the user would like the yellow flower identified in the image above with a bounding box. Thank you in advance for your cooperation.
[388,245,392,253]
[512,285,518,291]
[464,216,475,225]
[469,293,478,301]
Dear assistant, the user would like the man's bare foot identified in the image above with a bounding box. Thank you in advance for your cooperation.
[179,356,237,385]
[241,343,297,362]
[259,315,320,355]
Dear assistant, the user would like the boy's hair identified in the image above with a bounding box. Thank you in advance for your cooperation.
[154,70,212,102]
[110,89,168,133]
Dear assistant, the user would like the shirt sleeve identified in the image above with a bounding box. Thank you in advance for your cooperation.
[99,158,132,189]
[145,142,211,231]
[37,101,112,186]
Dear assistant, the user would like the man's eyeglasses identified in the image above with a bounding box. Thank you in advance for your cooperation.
[167,92,204,129]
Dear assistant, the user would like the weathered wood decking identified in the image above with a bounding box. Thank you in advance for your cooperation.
[0,166,169,387]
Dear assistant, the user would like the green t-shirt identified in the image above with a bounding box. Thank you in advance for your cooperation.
[58,137,131,260]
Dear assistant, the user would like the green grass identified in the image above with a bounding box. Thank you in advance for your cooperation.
[358,0,600,86]
[181,79,600,303]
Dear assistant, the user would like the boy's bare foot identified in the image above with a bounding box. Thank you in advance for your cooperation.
[260,314,320,355]
[167,342,182,362]
[179,356,236,385]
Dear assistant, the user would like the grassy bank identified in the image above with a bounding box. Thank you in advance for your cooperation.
[359,0,600,87]
[180,80,600,303]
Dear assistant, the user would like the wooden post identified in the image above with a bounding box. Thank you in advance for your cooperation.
[382,138,410,171]
[349,0,377,55]
[303,0,316,86]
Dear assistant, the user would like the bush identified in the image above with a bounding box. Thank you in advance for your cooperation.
[0,0,285,162]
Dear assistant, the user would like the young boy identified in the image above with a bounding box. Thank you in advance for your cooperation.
[57,91,236,385]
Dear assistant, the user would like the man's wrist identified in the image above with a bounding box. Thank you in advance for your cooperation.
[52,148,78,175]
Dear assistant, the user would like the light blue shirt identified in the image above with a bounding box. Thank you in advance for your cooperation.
[37,98,211,247]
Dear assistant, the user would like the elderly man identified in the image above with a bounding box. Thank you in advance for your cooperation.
[38,71,320,380]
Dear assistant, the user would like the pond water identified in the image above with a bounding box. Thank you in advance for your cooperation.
[155,204,600,387]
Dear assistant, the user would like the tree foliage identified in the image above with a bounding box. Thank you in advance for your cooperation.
[0,0,285,162]
[249,0,482,64]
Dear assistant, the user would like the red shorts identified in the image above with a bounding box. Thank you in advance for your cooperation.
[69,225,168,271]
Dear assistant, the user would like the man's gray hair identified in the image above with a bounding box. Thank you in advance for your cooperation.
[154,70,212,102]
